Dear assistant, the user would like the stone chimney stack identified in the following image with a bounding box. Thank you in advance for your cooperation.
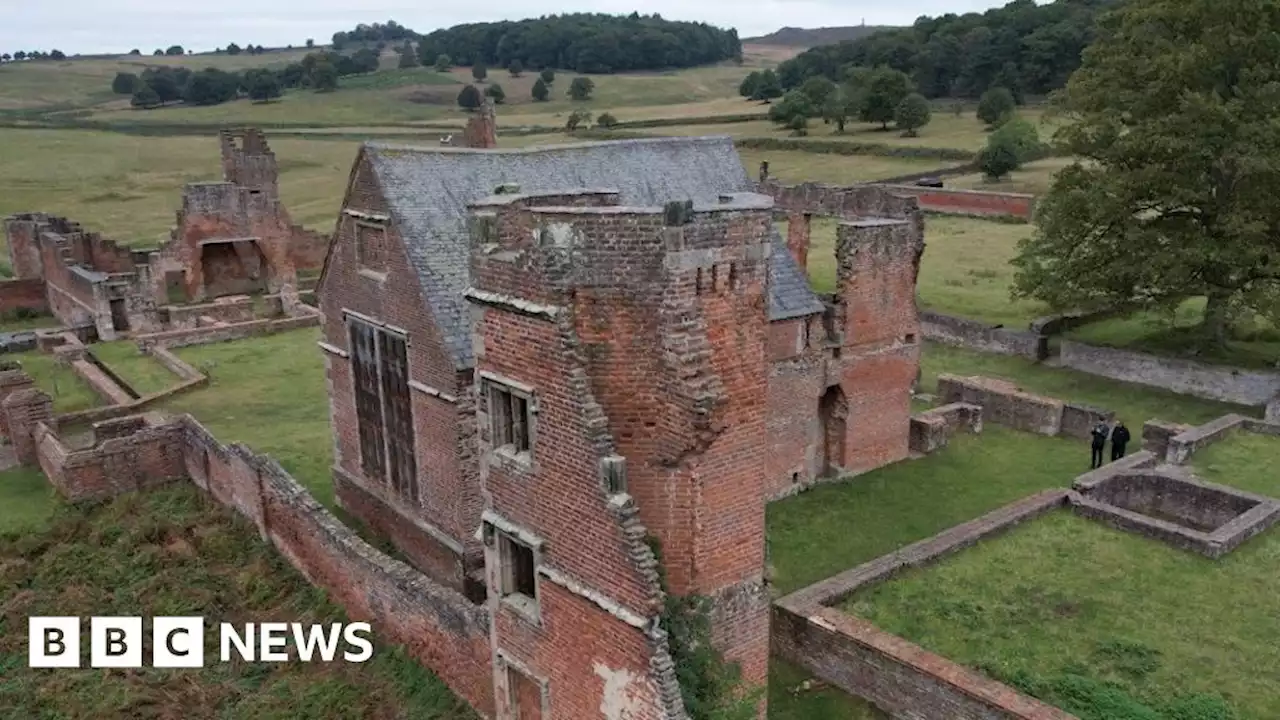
[462,98,498,149]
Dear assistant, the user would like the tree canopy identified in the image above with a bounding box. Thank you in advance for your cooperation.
[416,13,741,74]
[894,93,931,136]
[977,86,1016,127]
[531,77,550,101]
[568,76,595,101]
[776,0,1116,99]
[1011,0,1280,347]
[332,20,417,48]
[848,66,914,129]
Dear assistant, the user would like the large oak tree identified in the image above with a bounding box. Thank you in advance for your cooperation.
[1011,0,1280,346]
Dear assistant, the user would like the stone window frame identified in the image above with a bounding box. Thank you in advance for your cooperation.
[496,651,551,718]
[344,311,420,505]
[481,513,545,625]
[353,217,389,273]
[479,371,537,471]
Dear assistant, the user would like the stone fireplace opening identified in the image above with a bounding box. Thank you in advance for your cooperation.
[199,238,267,298]
[1071,471,1280,558]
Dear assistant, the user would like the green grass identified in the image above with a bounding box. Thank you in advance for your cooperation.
[91,340,180,396]
[767,427,1082,595]
[9,350,99,413]
[0,466,58,534]
[0,482,476,719]
[1193,430,1280,497]
[843,510,1280,719]
[801,215,1048,327]
[768,660,887,719]
[161,327,334,506]
[1068,298,1280,370]
[0,313,60,332]
[739,148,951,186]
[947,156,1078,196]
[919,342,1251,427]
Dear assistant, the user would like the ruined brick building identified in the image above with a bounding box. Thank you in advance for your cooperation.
[2,129,328,338]
[317,133,924,717]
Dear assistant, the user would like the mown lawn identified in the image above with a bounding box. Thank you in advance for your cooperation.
[91,340,180,396]
[844,510,1280,719]
[1193,430,1280,497]
[8,350,99,413]
[742,149,953,188]
[946,155,1078,197]
[0,466,58,535]
[0,483,476,719]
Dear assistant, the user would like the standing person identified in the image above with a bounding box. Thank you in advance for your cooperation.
[1111,419,1131,462]
[1090,417,1109,469]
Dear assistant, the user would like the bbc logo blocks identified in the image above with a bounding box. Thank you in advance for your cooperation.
[30,616,200,668]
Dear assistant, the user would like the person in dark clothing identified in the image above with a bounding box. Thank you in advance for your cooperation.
[1111,420,1131,461]
[1090,418,1109,469]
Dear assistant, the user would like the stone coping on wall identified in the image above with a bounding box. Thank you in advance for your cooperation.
[920,310,1048,360]
[1059,340,1280,407]
[1163,413,1280,465]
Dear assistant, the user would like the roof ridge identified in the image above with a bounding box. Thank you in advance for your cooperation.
[364,135,734,155]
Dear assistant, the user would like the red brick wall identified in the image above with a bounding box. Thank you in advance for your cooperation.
[4,216,45,280]
[0,278,49,314]
[34,419,184,501]
[319,153,482,589]
[785,212,810,270]
[876,184,1036,220]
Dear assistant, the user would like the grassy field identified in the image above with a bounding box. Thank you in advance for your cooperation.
[1194,430,1280,497]
[91,340,181,396]
[0,483,476,719]
[0,466,58,534]
[947,155,1077,196]
[9,350,99,413]
[844,510,1280,719]
[741,148,951,186]
[802,215,1049,327]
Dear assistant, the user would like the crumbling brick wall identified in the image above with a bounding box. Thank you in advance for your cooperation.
[318,151,484,593]
[460,100,498,149]
[0,278,50,315]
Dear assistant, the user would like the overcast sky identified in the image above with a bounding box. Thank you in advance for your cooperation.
[3,0,1018,56]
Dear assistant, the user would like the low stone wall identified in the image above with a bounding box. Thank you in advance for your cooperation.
[1059,341,1280,407]
[0,278,50,314]
[33,415,185,501]
[1162,413,1280,465]
[52,345,208,427]
[1141,420,1191,460]
[920,311,1048,360]
[873,185,1036,220]
[163,295,256,330]
[774,490,1073,720]
[936,374,1115,441]
[136,313,320,350]
[909,402,983,455]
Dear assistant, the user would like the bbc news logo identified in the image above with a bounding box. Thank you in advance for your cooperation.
[29,617,373,668]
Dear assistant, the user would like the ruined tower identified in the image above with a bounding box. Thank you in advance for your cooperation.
[461,98,498,149]
[219,128,280,198]
[466,187,774,718]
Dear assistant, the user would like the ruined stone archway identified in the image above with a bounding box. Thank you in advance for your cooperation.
[820,385,848,478]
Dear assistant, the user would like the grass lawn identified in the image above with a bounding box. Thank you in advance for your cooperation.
[947,156,1078,197]
[0,466,58,534]
[801,215,1048,327]
[1067,298,1280,371]
[161,327,334,506]
[844,510,1280,719]
[739,148,952,186]
[0,313,60,331]
[9,350,99,413]
[1193,430,1280,497]
[918,342,1251,427]
[91,340,180,396]
[0,483,476,719]
[767,427,1082,595]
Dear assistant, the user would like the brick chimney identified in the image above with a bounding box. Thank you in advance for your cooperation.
[462,98,498,149]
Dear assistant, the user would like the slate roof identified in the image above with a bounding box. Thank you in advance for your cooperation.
[363,136,824,369]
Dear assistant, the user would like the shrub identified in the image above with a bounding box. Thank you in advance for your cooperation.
[596,112,618,128]
[568,76,595,101]
[485,83,505,105]
[531,78,549,102]
[434,54,451,72]
[457,84,483,111]
[508,59,524,77]
[565,109,593,130]
[472,63,487,83]
[978,86,1016,128]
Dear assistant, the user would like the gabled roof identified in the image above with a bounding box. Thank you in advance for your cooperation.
[362,136,824,369]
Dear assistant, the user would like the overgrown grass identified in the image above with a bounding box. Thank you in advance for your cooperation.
[0,313,60,332]
[1193,430,1280,497]
[919,343,1251,426]
[738,148,951,186]
[9,350,99,413]
[1068,298,1280,370]
[844,510,1280,719]
[161,328,334,506]
[767,660,886,719]
[0,466,58,534]
[91,340,179,396]
[801,215,1048,327]
[767,427,1082,595]
[0,483,476,719]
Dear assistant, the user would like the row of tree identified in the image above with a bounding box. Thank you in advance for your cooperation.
[774,0,1117,100]
[332,21,416,49]
[1,50,68,61]
[416,12,741,75]
[114,49,380,109]
[454,71,596,110]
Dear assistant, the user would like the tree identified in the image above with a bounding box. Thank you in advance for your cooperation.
[508,59,524,77]
[799,76,836,107]
[13,51,25,61]
[769,90,815,136]
[738,71,761,99]
[0,54,9,63]
[976,87,1016,128]
[531,77,550,102]
[472,63,487,83]
[596,112,618,128]
[894,93,931,137]
[130,86,161,109]
[977,132,1020,181]
[989,117,1042,164]
[128,49,140,56]
[457,84,483,111]
[566,109,592,131]
[399,43,419,69]
[246,70,282,103]
[568,76,595,101]
[1013,0,1280,348]
[153,49,163,56]
[49,50,65,60]
[184,68,239,105]
[226,43,242,55]
[165,45,184,56]
[539,68,555,84]
[312,62,339,92]
[847,66,913,130]
[111,72,139,95]
[751,69,783,103]
[822,84,861,133]
[485,83,505,104]
[434,54,452,72]
[306,39,315,49]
